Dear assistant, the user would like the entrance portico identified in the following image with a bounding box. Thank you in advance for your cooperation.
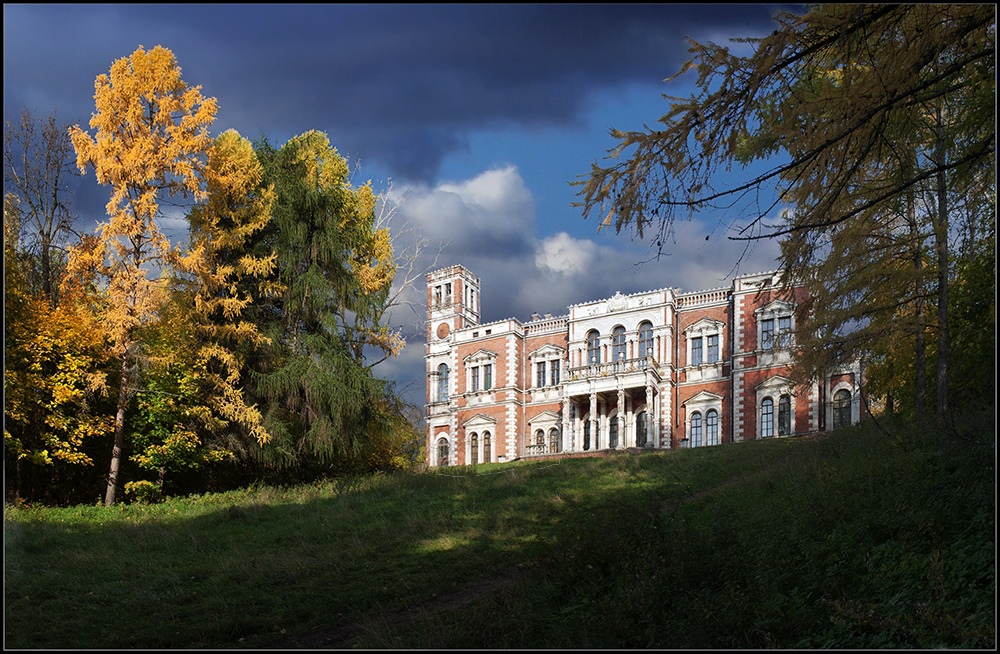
[563,356,662,452]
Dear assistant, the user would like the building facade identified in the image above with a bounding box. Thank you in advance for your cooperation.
[425,264,864,467]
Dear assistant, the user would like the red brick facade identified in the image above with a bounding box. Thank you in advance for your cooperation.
[426,266,863,466]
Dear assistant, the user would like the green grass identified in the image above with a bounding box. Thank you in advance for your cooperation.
[4,415,995,649]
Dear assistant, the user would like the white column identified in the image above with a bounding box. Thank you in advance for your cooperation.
[609,388,625,450]
[589,392,597,451]
[646,384,654,448]
[561,396,571,453]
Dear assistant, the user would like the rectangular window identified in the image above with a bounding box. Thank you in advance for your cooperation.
[536,361,546,387]
[483,364,492,391]
[761,318,775,350]
[707,334,719,363]
[691,337,703,366]
[434,285,442,306]
[471,366,480,392]
[778,316,792,347]
[444,282,452,303]
[550,361,560,386]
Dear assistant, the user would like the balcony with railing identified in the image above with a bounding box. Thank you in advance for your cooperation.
[567,355,660,383]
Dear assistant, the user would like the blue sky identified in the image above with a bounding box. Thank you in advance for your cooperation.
[4,3,799,404]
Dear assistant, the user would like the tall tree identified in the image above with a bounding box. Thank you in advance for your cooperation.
[575,5,995,425]
[3,108,78,302]
[246,131,401,471]
[180,129,279,451]
[68,45,217,505]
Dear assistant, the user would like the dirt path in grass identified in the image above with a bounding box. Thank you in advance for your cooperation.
[264,566,525,649]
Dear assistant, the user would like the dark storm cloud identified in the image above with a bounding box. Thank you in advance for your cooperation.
[4,4,790,183]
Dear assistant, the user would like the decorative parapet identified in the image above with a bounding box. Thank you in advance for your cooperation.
[677,288,729,308]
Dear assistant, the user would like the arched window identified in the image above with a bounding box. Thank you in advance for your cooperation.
[833,389,852,430]
[612,326,626,362]
[690,411,703,447]
[638,322,654,359]
[778,395,791,435]
[706,409,719,446]
[437,364,449,402]
[583,418,591,451]
[761,398,774,437]
[636,410,648,447]
[437,437,449,466]
[535,429,545,448]
[549,427,561,453]
[470,432,479,464]
[609,414,619,448]
[483,432,491,463]
[587,330,601,365]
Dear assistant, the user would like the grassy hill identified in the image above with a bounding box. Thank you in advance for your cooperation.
[4,414,994,649]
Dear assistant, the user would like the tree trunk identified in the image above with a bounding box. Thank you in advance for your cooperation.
[905,159,926,421]
[104,349,130,506]
[933,109,950,427]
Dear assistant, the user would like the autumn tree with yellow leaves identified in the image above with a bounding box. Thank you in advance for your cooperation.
[68,45,218,505]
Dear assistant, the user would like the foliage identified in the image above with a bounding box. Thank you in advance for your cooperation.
[68,44,218,505]
[575,5,996,423]
[241,132,404,471]
[5,418,994,649]
[179,129,279,449]
[7,45,419,505]
[4,207,115,502]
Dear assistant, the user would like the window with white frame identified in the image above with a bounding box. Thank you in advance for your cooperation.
[684,391,722,447]
[690,411,703,447]
[638,321,654,359]
[483,432,491,463]
[529,347,564,388]
[636,410,648,447]
[464,350,497,393]
[437,364,449,402]
[777,316,792,348]
[612,326,626,362]
[756,301,795,351]
[706,409,719,446]
[778,394,791,435]
[760,398,774,437]
[587,330,601,365]
[469,432,479,464]
[833,389,852,430]
[707,334,719,364]
[437,436,449,466]
[761,318,775,350]
[691,337,703,366]
[755,376,795,438]
[684,319,724,369]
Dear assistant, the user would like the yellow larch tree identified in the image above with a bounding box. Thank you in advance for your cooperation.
[68,45,217,505]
